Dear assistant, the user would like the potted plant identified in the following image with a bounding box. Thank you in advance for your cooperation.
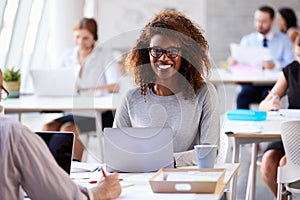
[3,67,21,98]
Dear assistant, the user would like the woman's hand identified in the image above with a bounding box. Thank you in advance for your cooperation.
[91,173,122,200]
[259,95,281,111]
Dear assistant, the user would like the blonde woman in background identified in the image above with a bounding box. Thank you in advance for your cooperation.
[43,18,119,161]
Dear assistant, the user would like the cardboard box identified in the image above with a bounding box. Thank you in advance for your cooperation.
[149,168,225,193]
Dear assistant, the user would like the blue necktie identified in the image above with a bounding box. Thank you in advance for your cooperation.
[263,38,268,47]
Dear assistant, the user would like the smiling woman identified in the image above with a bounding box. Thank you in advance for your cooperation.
[114,10,220,167]
[148,34,182,91]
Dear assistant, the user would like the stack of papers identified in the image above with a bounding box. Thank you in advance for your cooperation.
[149,168,225,193]
[70,162,134,189]
[230,43,271,67]
[71,162,100,173]
[166,171,224,182]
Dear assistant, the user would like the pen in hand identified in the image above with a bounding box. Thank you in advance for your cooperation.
[101,167,123,181]
[268,90,280,111]
[101,167,107,178]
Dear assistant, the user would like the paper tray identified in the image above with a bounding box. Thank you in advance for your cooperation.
[149,168,225,193]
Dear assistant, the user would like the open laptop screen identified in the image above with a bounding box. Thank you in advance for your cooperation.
[30,69,78,96]
[104,127,174,173]
[35,131,74,174]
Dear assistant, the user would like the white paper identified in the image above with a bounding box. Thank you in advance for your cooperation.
[166,171,223,182]
[230,43,272,67]
[71,162,100,173]
[223,121,262,134]
[279,109,300,119]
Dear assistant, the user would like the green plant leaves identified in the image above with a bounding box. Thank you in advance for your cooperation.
[3,67,21,82]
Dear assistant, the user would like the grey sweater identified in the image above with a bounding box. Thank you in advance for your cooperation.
[113,82,220,166]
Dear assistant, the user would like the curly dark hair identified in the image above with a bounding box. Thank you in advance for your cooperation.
[125,10,210,100]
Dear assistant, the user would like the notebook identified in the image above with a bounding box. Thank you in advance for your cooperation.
[30,68,78,96]
[35,131,74,174]
[103,127,174,173]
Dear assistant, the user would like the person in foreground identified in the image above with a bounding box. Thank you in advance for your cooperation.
[113,10,220,167]
[228,5,294,109]
[259,35,300,198]
[0,70,121,200]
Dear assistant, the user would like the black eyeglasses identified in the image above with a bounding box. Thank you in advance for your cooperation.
[1,86,9,101]
[148,47,181,58]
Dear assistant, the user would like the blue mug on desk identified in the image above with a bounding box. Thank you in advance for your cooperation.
[194,144,217,168]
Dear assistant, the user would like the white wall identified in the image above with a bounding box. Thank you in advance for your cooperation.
[96,0,207,49]
[48,0,84,67]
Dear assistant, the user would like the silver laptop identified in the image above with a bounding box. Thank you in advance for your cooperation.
[30,68,78,96]
[103,127,174,173]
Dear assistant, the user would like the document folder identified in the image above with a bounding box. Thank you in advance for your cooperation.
[227,109,267,121]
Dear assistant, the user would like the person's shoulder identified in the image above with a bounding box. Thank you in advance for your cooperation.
[60,47,78,60]
[200,81,216,91]
[283,61,299,79]
[242,32,256,39]
[196,82,217,97]
[240,32,257,44]
[285,61,299,70]
[63,47,78,55]
[0,116,30,138]
[1,116,22,128]
[287,27,300,34]
[90,45,114,62]
[125,87,140,98]
[92,45,113,54]
[119,87,142,105]
[274,32,291,41]
[287,28,300,43]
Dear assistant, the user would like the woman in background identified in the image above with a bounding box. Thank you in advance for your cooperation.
[277,7,299,44]
[114,10,220,167]
[259,35,300,198]
[43,18,119,161]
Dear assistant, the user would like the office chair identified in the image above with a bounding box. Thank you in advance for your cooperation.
[217,131,229,164]
[277,120,300,200]
[218,117,230,200]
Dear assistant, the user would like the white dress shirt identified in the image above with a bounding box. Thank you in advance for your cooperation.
[240,31,295,71]
[59,45,119,89]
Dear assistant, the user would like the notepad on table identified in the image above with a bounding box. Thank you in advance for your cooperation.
[166,171,224,182]
[71,162,100,173]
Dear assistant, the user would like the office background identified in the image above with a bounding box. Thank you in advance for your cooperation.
[0,0,299,93]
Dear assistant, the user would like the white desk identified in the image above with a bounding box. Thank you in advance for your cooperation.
[223,111,300,200]
[3,94,116,113]
[4,94,118,162]
[209,68,280,84]
[72,163,240,200]
[3,94,118,123]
